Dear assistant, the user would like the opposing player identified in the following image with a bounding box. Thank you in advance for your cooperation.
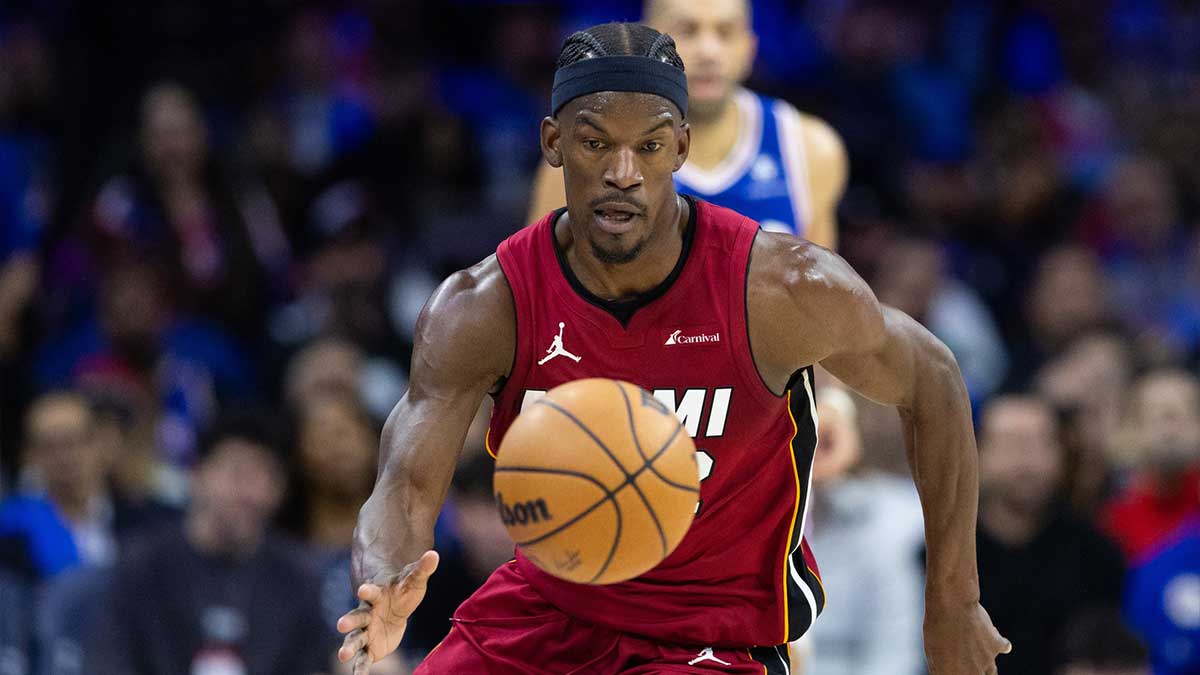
[528,0,847,249]
[339,22,1009,675]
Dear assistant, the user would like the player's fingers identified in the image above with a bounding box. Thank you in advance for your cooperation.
[357,583,383,603]
[402,550,440,592]
[338,629,368,662]
[351,649,372,675]
[337,607,371,634]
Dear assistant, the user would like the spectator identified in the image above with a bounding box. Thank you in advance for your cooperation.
[283,335,406,422]
[35,259,253,470]
[1014,245,1114,383]
[0,391,173,580]
[86,414,329,675]
[1036,331,1135,514]
[1103,369,1200,562]
[873,236,1009,403]
[977,394,1126,675]
[1057,609,1151,675]
[89,82,289,339]
[289,393,378,640]
[801,387,925,675]
[1124,517,1200,675]
[1091,155,1192,362]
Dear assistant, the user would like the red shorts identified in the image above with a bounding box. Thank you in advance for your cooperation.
[414,562,789,675]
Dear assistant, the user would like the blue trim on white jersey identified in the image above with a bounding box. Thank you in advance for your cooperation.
[675,89,810,238]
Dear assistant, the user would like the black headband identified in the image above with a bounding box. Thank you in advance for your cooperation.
[551,55,688,117]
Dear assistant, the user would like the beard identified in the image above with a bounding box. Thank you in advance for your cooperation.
[589,232,652,265]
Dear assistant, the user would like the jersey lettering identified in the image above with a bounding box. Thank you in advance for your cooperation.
[517,387,733,440]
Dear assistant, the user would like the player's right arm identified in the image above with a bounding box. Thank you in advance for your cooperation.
[337,255,515,673]
[527,162,567,225]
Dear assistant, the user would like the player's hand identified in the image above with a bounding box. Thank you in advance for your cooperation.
[336,550,439,675]
[924,599,1011,674]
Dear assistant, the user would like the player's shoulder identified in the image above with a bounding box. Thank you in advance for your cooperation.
[427,254,514,324]
[414,254,515,378]
[748,231,884,351]
[750,231,862,300]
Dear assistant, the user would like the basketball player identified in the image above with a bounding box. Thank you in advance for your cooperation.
[338,23,1010,675]
[528,0,847,249]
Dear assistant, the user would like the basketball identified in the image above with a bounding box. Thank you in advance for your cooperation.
[493,378,699,585]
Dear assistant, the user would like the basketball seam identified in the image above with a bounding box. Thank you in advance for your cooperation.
[534,398,667,560]
[514,399,694,582]
[615,385,699,495]
[589,497,622,584]
[497,425,693,549]
[614,382,675,557]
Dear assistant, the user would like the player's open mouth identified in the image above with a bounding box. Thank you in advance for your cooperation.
[593,204,641,234]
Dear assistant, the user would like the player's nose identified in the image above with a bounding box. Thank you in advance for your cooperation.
[603,147,643,191]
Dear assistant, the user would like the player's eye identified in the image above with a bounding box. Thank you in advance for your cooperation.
[643,141,663,152]
[583,139,605,150]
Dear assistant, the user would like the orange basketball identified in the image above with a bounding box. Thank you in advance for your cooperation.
[494,378,699,585]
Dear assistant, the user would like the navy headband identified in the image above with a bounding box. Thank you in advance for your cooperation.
[551,55,688,117]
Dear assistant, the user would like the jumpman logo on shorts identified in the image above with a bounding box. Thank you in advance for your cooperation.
[538,322,582,365]
[688,647,731,666]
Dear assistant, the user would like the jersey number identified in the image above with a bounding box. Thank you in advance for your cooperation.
[694,450,714,514]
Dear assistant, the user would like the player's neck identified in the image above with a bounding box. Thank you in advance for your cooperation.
[683,94,741,171]
[561,195,689,302]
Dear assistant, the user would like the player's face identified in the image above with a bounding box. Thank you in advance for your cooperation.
[542,92,690,265]
[648,0,756,118]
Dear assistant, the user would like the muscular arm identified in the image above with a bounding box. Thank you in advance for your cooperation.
[351,256,515,587]
[748,234,1007,672]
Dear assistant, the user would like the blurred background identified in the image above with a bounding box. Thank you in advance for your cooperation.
[0,0,1198,674]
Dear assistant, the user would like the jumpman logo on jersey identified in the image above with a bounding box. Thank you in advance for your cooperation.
[688,647,731,666]
[538,322,581,365]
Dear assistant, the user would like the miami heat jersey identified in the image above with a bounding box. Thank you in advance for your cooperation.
[675,89,813,239]
[488,197,825,648]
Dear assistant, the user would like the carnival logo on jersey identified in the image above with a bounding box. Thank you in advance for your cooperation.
[538,322,581,365]
[664,329,721,346]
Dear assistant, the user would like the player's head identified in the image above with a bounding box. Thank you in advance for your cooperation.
[644,0,756,121]
[540,22,691,266]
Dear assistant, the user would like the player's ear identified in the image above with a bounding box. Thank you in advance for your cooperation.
[673,122,691,171]
[540,116,564,168]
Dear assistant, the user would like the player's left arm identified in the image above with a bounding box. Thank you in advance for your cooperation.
[748,235,1010,675]
[795,114,847,250]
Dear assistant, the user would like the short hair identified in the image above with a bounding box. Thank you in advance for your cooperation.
[555,22,685,73]
[197,411,286,467]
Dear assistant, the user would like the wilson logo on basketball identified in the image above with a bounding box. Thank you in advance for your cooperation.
[664,329,721,346]
[496,493,553,526]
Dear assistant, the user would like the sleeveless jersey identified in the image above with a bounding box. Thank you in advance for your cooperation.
[675,89,813,239]
[489,198,825,648]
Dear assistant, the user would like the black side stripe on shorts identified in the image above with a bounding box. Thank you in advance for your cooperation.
[749,645,791,675]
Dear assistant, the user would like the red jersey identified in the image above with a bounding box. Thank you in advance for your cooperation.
[487,197,825,648]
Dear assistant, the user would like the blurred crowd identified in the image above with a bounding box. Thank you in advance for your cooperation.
[0,1,1197,674]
